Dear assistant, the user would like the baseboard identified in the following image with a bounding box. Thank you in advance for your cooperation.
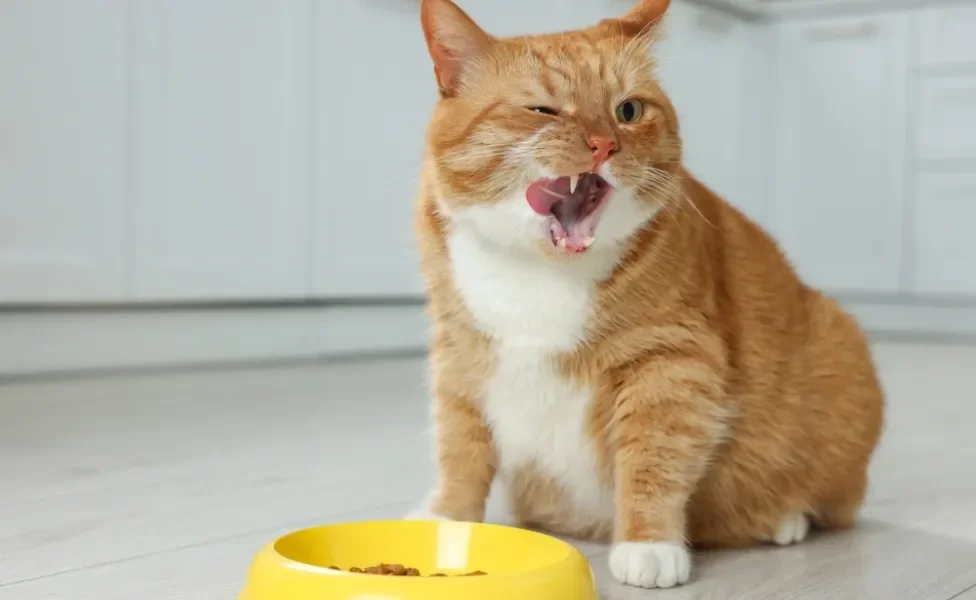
[844,299,976,339]
[0,303,430,378]
[3,299,972,378]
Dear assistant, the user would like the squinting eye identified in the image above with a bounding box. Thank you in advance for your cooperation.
[615,99,644,123]
[527,106,559,116]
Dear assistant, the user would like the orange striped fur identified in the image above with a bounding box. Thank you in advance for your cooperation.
[410,0,884,588]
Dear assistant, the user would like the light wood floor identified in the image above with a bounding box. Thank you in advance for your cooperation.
[2,341,975,599]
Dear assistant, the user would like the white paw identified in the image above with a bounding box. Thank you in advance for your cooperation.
[773,512,809,546]
[608,541,691,589]
[403,507,453,521]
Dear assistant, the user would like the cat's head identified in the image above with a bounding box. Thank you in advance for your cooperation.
[421,0,681,258]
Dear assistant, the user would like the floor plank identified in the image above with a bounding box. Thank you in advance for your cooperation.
[591,522,976,600]
[0,362,434,584]
[0,503,412,600]
[2,341,975,599]
[951,586,976,600]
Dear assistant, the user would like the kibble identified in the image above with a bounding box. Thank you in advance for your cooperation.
[326,563,487,577]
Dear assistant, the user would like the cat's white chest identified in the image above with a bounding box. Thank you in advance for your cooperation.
[481,347,615,519]
[446,229,616,519]
[446,229,597,351]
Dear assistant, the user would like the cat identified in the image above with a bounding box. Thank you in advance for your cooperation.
[408,0,884,589]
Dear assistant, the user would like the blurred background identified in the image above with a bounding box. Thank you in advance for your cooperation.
[2,1,975,599]
[1,0,974,374]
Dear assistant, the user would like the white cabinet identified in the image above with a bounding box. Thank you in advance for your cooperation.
[0,0,127,303]
[914,175,976,296]
[769,15,909,294]
[5,0,975,308]
[656,3,759,221]
[130,0,311,300]
[315,1,432,297]
[917,5,976,67]
[910,6,976,300]
[917,74,976,163]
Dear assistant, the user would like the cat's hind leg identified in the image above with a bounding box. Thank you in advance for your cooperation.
[812,467,868,532]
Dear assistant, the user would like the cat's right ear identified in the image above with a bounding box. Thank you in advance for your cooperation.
[617,0,671,36]
[420,0,493,97]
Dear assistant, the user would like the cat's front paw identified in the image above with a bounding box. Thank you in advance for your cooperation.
[609,541,691,589]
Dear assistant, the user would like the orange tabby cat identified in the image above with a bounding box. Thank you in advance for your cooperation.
[409,0,884,589]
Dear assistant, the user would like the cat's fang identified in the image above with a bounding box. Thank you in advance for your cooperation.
[569,174,579,194]
[583,236,595,248]
[557,238,568,249]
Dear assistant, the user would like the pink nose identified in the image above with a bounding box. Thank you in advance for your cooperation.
[588,134,618,165]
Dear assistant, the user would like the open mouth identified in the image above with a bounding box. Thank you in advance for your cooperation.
[525,172,613,253]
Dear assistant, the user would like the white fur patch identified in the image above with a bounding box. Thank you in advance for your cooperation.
[609,542,692,589]
[773,512,809,546]
[446,225,619,523]
[447,228,614,349]
[484,345,616,521]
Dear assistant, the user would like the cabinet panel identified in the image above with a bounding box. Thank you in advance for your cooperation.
[917,74,976,162]
[0,0,127,302]
[914,173,976,296]
[316,1,430,297]
[131,0,311,300]
[770,15,909,294]
[918,5,976,67]
[656,3,757,218]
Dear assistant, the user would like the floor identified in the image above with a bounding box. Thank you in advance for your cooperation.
[1,341,975,600]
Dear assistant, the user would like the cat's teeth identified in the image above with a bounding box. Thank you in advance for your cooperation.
[557,238,568,249]
[582,236,595,248]
[568,174,579,194]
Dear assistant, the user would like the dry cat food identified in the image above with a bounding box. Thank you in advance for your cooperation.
[328,563,487,577]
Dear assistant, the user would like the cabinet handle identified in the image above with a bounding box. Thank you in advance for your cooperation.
[804,21,878,41]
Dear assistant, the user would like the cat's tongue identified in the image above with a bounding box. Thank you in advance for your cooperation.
[526,177,571,215]
[526,174,610,253]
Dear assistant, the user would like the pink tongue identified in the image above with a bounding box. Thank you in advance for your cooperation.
[525,178,570,215]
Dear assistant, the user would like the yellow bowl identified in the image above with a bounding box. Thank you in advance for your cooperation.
[240,520,599,600]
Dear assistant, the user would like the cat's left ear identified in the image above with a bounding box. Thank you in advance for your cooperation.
[618,0,671,35]
[420,0,493,97]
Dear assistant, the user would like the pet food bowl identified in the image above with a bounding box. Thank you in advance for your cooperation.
[239,520,599,600]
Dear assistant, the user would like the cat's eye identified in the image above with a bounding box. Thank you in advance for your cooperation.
[615,99,644,123]
[527,106,559,116]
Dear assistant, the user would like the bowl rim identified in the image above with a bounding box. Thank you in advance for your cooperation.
[268,519,587,581]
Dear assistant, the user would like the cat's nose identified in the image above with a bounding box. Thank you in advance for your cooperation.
[587,134,618,165]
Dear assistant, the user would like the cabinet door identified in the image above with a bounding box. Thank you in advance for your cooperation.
[917,5,976,67]
[655,3,759,220]
[917,74,976,163]
[130,0,311,300]
[316,1,430,297]
[914,173,976,296]
[770,15,909,294]
[0,0,127,303]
